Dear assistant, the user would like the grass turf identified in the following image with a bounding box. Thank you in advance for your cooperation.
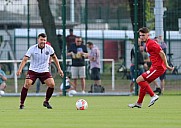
[0,95,181,128]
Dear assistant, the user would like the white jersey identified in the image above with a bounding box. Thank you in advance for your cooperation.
[25,44,54,73]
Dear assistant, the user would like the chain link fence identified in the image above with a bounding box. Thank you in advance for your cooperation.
[0,0,180,95]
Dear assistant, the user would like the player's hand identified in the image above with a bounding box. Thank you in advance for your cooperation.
[59,70,64,78]
[16,70,22,76]
[167,66,174,72]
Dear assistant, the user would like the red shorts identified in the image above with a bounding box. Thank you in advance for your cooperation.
[26,70,52,85]
[142,66,166,83]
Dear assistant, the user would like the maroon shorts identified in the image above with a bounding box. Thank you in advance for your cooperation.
[142,66,166,83]
[26,70,52,85]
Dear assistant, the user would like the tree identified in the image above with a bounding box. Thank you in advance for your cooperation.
[37,0,61,59]
[5,0,62,58]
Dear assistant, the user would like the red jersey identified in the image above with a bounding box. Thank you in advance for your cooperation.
[145,39,166,69]
[46,42,51,46]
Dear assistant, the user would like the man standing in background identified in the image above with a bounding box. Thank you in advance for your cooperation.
[154,35,167,95]
[66,29,76,51]
[67,36,88,93]
[87,42,101,85]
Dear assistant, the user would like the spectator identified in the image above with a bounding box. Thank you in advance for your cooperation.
[0,65,7,91]
[57,34,63,58]
[153,35,167,95]
[129,38,144,94]
[87,41,101,85]
[66,29,76,51]
[67,36,88,93]
[59,75,76,96]
[16,33,64,109]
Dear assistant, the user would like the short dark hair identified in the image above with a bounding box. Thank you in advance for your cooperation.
[69,29,73,32]
[138,27,149,33]
[87,41,93,45]
[38,33,47,38]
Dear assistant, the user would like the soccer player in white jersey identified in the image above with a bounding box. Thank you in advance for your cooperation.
[17,33,64,109]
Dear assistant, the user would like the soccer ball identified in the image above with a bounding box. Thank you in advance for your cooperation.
[76,99,88,110]
[0,90,5,95]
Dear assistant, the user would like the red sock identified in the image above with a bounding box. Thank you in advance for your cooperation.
[137,88,146,104]
[20,87,28,105]
[138,81,154,97]
[45,87,54,102]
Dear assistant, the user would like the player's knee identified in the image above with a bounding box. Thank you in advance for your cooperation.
[136,75,144,83]
[24,83,31,89]
[48,83,55,88]
[24,79,33,89]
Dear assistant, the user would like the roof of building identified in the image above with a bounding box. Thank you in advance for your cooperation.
[0,11,76,29]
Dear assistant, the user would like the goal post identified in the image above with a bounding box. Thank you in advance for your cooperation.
[100,59,115,90]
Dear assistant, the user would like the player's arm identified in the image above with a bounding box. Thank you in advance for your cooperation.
[0,73,7,81]
[69,80,75,87]
[51,53,64,77]
[159,50,174,71]
[16,56,29,76]
[67,44,74,56]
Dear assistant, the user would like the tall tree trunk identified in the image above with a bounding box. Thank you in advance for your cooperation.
[37,0,61,59]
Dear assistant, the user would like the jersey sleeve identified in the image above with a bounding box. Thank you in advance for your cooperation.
[48,45,55,56]
[25,46,34,57]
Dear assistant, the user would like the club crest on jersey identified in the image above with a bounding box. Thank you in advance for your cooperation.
[146,70,150,74]
[45,51,49,55]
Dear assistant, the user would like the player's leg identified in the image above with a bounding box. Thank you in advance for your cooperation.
[43,77,55,109]
[0,82,6,91]
[136,75,155,97]
[128,87,146,108]
[129,67,161,108]
[139,67,166,107]
[20,78,33,109]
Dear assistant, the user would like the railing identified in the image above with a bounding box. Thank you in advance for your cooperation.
[0,59,115,93]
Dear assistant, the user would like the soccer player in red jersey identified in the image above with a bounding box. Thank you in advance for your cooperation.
[129,27,174,108]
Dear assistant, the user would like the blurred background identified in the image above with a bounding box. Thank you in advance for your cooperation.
[0,0,180,95]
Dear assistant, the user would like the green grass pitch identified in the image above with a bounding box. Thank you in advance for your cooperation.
[0,95,181,128]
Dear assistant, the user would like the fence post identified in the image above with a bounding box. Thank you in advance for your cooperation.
[14,62,18,93]
[112,59,115,90]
